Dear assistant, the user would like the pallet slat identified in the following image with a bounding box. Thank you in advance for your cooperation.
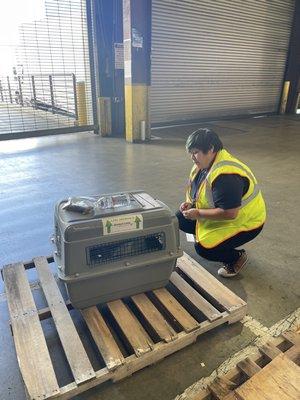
[223,394,238,400]
[34,256,95,385]
[208,376,235,399]
[237,357,261,377]
[3,263,60,400]
[259,342,282,360]
[3,254,248,400]
[177,252,246,312]
[284,344,300,364]
[235,353,300,400]
[170,271,222,321]
[81,306,125,370]
[131,293,177,342]
[107,299,153,356]
[282,331,300,346]
[179,331,300,400]
[152,288,199,332]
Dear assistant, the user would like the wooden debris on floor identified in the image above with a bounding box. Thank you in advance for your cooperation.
[194,328,300,400]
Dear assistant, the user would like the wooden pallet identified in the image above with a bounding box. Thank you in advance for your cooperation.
[194,328,300,400]
[2,252,247,400]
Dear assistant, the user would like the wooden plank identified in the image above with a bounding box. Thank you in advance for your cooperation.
[223,394,239,400]
[281,330,300,346]
[37,300,73,321]
[3,263,60,400]
[34,256,95,385]
[237,357,261,377]
[180,336,289,400]
[41,310,234,399]
[3,252,248,400]
[152,288,199,332]
[177,252,246,312]
[113,312,230,381]
[208,376,235,399]
[170,272,222,322]
[23,255,54,270]
[235,354,300,400]
[259,342,282,360]
[285,345,300,364]
[131,293,177,342]
[81,306,125,370]
[107,299,153,356]
[56,367,110,400]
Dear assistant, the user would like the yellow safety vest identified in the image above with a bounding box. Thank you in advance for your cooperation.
[186,149,266,248]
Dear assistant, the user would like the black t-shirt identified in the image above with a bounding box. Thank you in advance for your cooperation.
[191,171,249,210]
[212,174,249,209]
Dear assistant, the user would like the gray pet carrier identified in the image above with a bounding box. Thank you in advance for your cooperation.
[53,191,182,308]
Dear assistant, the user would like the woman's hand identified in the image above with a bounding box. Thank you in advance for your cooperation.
[180,202,193,212]
[182,208,200,220]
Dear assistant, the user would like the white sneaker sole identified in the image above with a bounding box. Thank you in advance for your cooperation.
[217,267,238,278]
[218,256,248,278]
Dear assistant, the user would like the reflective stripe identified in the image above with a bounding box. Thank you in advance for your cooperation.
[205,181,260,209]
[210,160,256,184]
[205,181,214,208]
[190,159,258,209]
[195,150,266,248]
[241,185,260,207]
[204,159,259,209]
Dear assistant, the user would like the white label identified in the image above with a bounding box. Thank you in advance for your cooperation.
[114,43,124,69]
[186,233,195,242]
[132,28,143,48]
[102,214,143,235]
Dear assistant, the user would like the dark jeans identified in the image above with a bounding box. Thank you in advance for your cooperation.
[176,210,263,264]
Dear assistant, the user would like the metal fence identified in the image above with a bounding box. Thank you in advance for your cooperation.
[0,0,97,140]
[0,73,78,119]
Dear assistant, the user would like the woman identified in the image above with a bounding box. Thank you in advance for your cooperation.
[177,128,266,277]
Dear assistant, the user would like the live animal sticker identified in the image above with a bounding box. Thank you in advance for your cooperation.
[102,214,143,235]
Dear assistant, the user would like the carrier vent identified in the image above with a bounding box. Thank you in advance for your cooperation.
[87,232,166,265]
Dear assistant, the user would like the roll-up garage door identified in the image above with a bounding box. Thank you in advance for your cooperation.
[151,0,295,125]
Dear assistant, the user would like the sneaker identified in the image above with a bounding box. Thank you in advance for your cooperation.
[218,250,248,278]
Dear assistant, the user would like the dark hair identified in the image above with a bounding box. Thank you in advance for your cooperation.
[186,128,223,154]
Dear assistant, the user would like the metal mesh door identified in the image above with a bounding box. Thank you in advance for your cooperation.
[0,0,96,140]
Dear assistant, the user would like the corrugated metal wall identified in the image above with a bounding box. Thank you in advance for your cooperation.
[151,0,295,124]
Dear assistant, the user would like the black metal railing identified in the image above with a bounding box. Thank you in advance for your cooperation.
[0,73,78,119]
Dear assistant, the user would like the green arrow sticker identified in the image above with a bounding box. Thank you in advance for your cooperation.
[102,214,143,235]
[135,215,141,229]
[105,220,113,234]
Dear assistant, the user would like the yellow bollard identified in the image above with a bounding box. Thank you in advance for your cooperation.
[76,81,87,125]
[279,81,290,115]
[98,97,112,136]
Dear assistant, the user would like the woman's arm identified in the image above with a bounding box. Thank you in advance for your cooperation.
[183,174,245,221]
[183,207,239,221]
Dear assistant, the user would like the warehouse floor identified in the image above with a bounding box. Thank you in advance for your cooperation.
[0,114,299,400]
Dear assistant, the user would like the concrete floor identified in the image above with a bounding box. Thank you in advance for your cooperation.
[0,103,75,135]
[0,114,299,399]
